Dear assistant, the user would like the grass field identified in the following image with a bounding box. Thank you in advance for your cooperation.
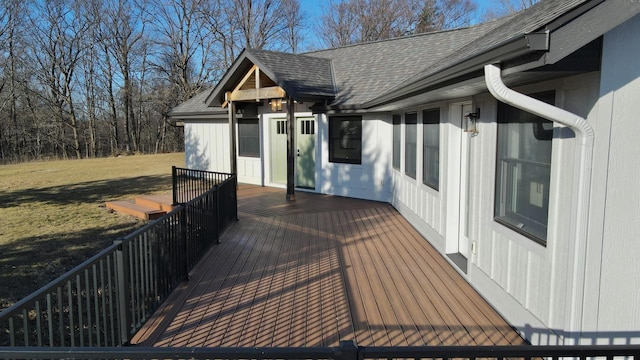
[0,153,185,311]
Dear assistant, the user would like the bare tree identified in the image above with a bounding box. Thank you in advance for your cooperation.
[101,0,149,153]
[151,0,216,101]
[203,0,302,67]
[483,0,538,20]
[29,0,93,159]
[320,0,477,47]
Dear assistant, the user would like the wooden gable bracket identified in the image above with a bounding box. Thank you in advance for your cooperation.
[222,65,286,108]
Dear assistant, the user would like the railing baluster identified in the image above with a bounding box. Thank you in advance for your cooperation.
[92,264,100,347]
[56,286,63,346]
[67,281,74,347]
[76,274,84,347]
[46,294,53,346]
[22,308,28,346]
[84,269,92,347]
[35,300,42,346]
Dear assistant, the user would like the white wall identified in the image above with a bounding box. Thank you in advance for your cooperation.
[184,120,230,173]
[582,13,640,344]
[317,113,392,202]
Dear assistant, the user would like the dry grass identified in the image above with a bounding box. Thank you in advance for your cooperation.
[0,153,185,311]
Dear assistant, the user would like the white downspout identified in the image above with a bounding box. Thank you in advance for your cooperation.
[484,64,594,342]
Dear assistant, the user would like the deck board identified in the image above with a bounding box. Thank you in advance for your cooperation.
[132,185,525,348]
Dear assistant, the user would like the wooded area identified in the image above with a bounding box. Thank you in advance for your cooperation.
[0,0,531,163]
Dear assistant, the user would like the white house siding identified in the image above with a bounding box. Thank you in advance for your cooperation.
[317,113,392,202]
[582,14,640,344]
[184,120,230,173]
[389,74,604,345]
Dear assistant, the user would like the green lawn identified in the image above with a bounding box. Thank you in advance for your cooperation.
[0,153,185,311]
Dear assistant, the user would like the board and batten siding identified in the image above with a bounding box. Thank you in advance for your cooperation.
[582,13,640,343]
[184,120,230,173]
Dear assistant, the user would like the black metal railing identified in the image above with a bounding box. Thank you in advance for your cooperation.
[172,166,235,206]
[0,172,237,348]
[1,341,640,359]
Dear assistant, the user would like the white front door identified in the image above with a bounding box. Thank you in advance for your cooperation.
[296,117,316,189]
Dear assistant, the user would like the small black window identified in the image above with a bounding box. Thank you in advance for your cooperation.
[329,116,362,164]
[238,119,260,157]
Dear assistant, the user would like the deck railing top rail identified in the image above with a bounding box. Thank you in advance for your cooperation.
[1,342,640,360]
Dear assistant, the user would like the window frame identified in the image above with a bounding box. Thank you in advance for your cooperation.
[237,118,260,158]
[422,108,440,190]
[329,115,362,164]
[494,91,555,245]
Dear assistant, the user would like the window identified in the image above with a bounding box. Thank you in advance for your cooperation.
[238,119,260,157]
[422,109,440,190]
[329,116,362,164]
[405,113,417,179]
[393,114,401,169]
[495,91,555,244]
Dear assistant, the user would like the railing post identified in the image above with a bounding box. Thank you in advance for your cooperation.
[336,340,360,360]
[113,239,131,345]
[171,166,178,206]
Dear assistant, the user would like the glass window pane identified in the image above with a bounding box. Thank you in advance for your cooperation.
[329,116,362,164]
[238,119,260,157]
[405,113,417,179]
[422,109,439,190]
[393,115,401,169]
[494,92,554,244]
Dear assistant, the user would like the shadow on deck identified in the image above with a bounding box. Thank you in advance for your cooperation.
[132,185,525,348]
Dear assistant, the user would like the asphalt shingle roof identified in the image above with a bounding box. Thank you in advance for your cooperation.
[307,17,509,106]
[248,50,334,99]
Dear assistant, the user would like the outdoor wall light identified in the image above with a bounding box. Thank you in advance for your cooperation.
[270,98,283,112]
[464,108,480,133]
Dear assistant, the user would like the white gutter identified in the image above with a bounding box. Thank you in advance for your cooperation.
[484,64,594,341]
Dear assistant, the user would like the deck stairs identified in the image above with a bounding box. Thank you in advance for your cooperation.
[105,194,175,220]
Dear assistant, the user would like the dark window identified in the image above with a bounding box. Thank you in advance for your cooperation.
[495,91,555,245]
[329,116,362,164]
[238,119,260,157]
[405,113,417,179]
[422,109,440,190]
[393,114,401,169]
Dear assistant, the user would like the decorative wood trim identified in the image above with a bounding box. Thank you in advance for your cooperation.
[230,86,286,102]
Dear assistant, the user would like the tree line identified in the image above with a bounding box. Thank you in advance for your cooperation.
[0,0,532,163]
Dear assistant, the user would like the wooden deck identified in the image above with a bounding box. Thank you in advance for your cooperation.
[132,185,525,348]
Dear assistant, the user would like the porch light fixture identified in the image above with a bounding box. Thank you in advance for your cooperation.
[464,108,480,133]
[270,98,282,112]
